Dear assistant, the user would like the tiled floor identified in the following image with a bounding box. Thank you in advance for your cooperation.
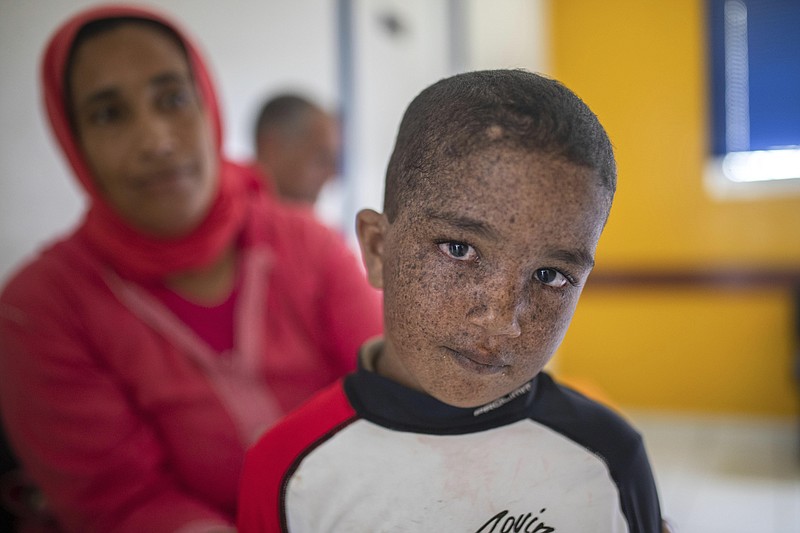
[626,411,800,533]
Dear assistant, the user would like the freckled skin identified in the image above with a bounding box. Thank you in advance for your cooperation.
[358,148,610,408]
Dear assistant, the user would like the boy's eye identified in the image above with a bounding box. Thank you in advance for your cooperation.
[438,241,477,261]
[535,268,568,288]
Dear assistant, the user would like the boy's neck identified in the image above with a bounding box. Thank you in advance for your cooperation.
[359,338,385,373]
[361,338,421,393]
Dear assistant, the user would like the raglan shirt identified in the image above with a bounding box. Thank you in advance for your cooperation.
[238,342,663,533]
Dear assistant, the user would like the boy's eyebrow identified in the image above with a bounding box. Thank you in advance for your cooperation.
[545,247,596,269]
[425,210,500,240]
[424,209,595,268]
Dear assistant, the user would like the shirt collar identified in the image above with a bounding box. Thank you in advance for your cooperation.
[345,338,540,434]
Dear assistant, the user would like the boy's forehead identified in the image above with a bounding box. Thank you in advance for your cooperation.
[395,150,609,238]
[414,149,599,203]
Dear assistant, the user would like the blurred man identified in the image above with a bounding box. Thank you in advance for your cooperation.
[253,94,340,205]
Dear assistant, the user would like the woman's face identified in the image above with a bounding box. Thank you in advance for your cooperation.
[68,23,218,238]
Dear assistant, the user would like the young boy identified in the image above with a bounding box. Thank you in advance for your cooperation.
[237,69,663,533]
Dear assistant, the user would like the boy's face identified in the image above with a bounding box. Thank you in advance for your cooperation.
[358,149,609,408]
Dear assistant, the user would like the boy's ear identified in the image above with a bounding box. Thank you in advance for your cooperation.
[356,209,388,290]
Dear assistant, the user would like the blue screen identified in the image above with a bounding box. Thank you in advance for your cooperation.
[708,0,800,155]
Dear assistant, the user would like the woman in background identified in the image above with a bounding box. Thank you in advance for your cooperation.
[0,5,381,532]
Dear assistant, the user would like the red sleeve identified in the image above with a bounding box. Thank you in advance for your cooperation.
[237,380,356,533]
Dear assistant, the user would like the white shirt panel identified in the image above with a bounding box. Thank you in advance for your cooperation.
[285,418,629,532]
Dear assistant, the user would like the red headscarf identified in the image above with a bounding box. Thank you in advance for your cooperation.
[41,4,253,281]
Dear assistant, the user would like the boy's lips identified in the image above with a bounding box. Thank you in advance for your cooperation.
[443,346,510,375]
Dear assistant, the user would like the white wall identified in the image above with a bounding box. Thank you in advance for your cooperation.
[338,0,550,246]
[0,0,548,282]
[340,0,452,243]
[467,0,550,73]
[0,0,338,280]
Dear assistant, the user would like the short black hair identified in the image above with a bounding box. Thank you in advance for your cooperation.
[384,69,616,221]
[253,94,321,145]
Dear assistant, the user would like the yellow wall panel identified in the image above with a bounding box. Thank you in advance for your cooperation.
[550,0,800,268]
[557,289,797,415]
[549,0,800,414]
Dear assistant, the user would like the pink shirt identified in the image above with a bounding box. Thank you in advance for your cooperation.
[148,281,238,353]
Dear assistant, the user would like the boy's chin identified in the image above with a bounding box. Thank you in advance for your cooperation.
[429,383,531,410]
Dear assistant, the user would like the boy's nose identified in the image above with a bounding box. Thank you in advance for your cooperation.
[467,291,523,338]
